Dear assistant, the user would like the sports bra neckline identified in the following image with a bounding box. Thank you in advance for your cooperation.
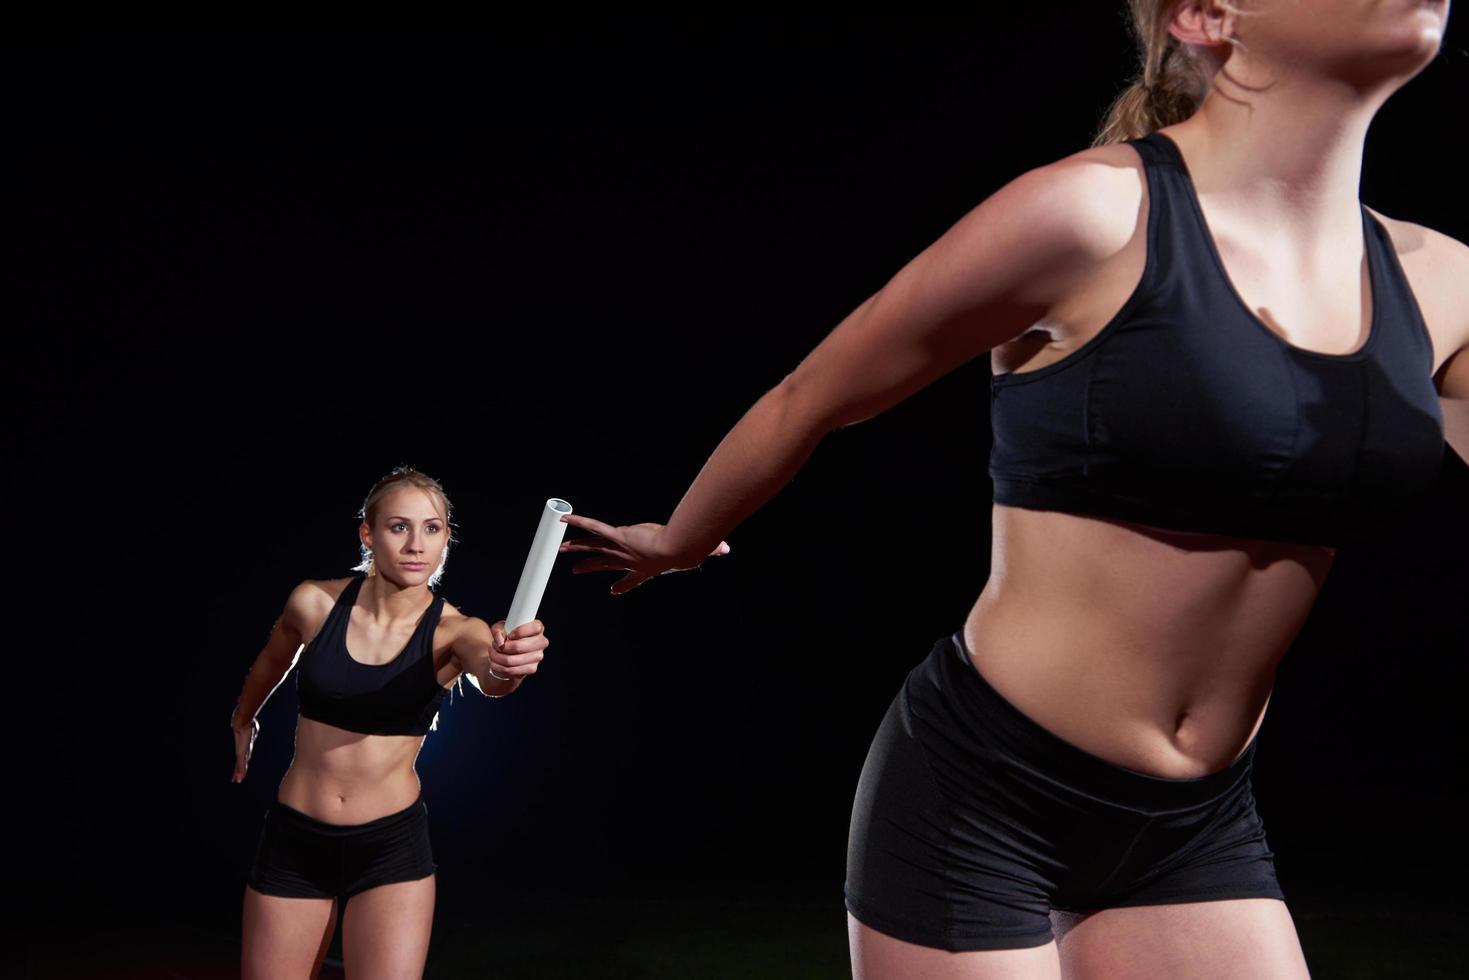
[339,574,440,670]
[1147,129,1381,364]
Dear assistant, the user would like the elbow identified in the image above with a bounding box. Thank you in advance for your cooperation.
[773,371,844,440]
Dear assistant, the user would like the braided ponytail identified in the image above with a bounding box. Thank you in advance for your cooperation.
[1092,0,1256,146]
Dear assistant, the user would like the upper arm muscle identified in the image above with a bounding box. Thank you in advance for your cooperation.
[1432,235,1469,464]
[779,151,1141,433]
[258,581,314,668]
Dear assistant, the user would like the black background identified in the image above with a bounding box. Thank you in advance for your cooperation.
[10,14,1469,977]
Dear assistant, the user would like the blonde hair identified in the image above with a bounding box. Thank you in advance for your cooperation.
[1092,0,1258,146]
[353,464,459,589]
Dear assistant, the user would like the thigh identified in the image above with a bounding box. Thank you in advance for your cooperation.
[850,914,1062,980]
[1054,898,1311,980]
[341,875,436,980]
[242,884,338,980]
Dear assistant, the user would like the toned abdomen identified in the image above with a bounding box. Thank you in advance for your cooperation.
[962,504,1333,779]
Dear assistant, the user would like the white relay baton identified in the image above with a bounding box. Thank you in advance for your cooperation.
[505,497,573,637]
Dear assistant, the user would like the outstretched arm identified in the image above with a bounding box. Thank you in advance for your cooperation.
[643,155,1144,570]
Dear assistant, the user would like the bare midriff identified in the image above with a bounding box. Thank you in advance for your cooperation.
[963,502,1335,780]
[275,716,428,824]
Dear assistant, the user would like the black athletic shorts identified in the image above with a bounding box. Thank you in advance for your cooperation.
[247,794,437,902]
[844,631,1285,952]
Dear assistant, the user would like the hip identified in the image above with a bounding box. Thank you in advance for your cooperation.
[906,630,1259,816]
[963,593,1277,780]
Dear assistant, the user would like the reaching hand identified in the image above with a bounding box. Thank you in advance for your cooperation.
[231,716,259,784]
[487,618,549,681]
[557,513,730,595]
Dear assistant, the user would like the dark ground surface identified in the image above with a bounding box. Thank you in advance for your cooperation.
[17,849,1468,979]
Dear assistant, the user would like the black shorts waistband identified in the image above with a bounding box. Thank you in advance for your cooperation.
[268,794,427,838]
[923,630,1257,812]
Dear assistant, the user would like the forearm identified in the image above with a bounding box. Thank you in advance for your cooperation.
[659,381,828,564]
[231,653,297,726]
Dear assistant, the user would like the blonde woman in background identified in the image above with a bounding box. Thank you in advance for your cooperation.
[556,2,1467,977]
[230,466,550,978]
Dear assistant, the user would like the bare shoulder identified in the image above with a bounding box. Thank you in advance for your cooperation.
[439,597,470,628]
[439,598,467,633]
[1050,139,1151,199]
[1005,140,1149,264]
[1362,205,1469,273]
[950,139,1151,312]
[1363,206,1469,370]
[776,137,1155,433]
[436,599,489,644]
[283,577,355,642]
[984,140,1151,358]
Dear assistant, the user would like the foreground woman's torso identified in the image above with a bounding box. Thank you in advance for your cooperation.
[277,577,472,824]
[968,122,1453,780]
[965,505,1333,780]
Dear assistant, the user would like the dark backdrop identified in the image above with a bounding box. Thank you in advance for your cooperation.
[10,15,1468,978]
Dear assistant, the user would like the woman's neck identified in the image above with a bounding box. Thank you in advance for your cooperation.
[360,572,431,625]
[1164,84,1373,258]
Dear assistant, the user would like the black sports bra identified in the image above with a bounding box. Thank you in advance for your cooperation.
[988,130,1444,548]
[296,575,450,736]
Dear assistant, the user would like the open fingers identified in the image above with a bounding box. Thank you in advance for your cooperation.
[558,537,609,551]
[559,513,623,541]
[610,571,651,596]
[569,556,632,575]
[559,539,634,563]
